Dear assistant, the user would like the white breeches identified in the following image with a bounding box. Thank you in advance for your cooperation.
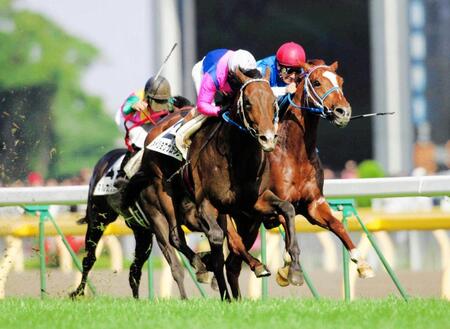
[191,59,205,95]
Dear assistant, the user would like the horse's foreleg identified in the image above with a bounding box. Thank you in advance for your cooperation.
[70,214,113,298]
[226,217,264,299]
[226,215,269,277]
[255,191,303,286]
[129,228,154,299]
[305,197,375,278]
[199,200,230,301]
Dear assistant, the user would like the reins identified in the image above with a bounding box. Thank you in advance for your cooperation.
[222,78,279,137]
[287,65,341,120]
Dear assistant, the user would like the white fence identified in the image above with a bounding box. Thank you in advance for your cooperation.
[0,176,450,299]
[1,176,449,207]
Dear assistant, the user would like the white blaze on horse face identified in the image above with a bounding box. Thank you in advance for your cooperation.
[322,71,340,92]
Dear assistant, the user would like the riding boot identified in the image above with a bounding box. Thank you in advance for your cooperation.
[114,150,133,189]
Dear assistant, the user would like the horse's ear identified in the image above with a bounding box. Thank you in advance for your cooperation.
[264,67,271,81]
[300,62,312,72]
[234,67,248,84]
[307,59,325,66]
[330,61,339,71]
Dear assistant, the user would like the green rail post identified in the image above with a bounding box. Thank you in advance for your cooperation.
[147,255,154,300]
[277,227,320,299]
[328,199,409,301]
[179,253,207,297]
[25,205,97,297]
[351,209,409,301]
[341,203,351,301]
[260,226,268,299]
[38,209,47,298]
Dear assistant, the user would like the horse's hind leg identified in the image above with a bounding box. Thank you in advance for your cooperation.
[157,186,208,282]
[129,228,154,299]
[70,205,117,298]
[152,211,187,299]
[303,198,375,278]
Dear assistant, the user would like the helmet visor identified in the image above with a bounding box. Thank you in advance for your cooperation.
[148,97,169,112]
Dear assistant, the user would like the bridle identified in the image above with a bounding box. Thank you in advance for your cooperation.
[287,65,342,120]
[222,78,279,138]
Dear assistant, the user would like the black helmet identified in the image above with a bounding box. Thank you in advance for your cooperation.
[144,76,172,112]
[144,76,171,101]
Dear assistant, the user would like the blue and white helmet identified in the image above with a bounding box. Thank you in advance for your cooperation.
[228,49,257,73]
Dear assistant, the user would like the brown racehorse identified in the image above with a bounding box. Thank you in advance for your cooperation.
[125,67,303,300]
[224,60,375,298]
[70,98,194,299]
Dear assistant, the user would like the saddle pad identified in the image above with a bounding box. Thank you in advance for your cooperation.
[93,155,125,196]
[146,118,184,161]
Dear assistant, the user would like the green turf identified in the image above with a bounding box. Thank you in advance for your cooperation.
[0,297,448,329]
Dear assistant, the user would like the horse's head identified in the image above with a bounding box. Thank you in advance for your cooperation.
[233,67,279,152]
[299,61,351,128]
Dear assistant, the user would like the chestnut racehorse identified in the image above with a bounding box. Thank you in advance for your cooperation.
[224,60,375,298]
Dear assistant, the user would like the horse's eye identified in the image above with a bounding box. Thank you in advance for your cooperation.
[312,80,321,88]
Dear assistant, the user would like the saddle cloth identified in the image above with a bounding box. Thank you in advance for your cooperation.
[93,154,125,196]
[146,118,184,161]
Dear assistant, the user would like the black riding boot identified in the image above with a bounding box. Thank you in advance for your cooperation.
[114,150,133,189]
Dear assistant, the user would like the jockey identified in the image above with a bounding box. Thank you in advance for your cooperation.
[192,48,257,116]
[257,41,306,98]
[114,75,173,183]
[176,49,258,158]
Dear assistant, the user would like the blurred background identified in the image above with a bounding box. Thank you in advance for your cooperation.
[0,0,448,184]
[0,0,449,299]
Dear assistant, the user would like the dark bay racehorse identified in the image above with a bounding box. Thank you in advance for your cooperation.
[70,99,194,299]
[224,60,375,298]
[127,67,302,300]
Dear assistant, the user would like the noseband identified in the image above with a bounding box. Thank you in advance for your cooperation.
[287,65,342,120]
[222,78,279,138]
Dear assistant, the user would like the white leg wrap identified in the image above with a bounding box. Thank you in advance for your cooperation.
[349,248,360,263]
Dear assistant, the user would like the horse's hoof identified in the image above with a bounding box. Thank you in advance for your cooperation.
[254,264,271,278]
[210,276,219,291]
[357,262,375,279]
[288,268,304,286]
[69,290,83,299]
[196,270,210,284]
[276,271,290,287]
[278,265,289,279]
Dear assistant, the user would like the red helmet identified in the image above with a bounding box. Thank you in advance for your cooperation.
[276,42,306,67]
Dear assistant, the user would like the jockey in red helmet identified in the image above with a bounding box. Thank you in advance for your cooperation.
[257,42,306,97]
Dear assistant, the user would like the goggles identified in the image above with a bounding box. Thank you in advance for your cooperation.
[279,66,302,75]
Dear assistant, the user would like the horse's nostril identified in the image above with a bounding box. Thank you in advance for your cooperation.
[259,135,268,143]
[334,107,346,117]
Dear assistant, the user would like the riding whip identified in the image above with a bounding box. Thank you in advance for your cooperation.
[154,42,178,81]
[350,112,395,120]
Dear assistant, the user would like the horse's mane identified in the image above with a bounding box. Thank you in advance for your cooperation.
[228,68,263,93]
[172,95,194,109]
[241,68,262,79]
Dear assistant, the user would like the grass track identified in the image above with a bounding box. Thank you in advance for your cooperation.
[0,297,449,329]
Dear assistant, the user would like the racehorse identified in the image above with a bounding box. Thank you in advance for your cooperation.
[125,67,303,300]
[224,60,375,298]
[70,98,194,299]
